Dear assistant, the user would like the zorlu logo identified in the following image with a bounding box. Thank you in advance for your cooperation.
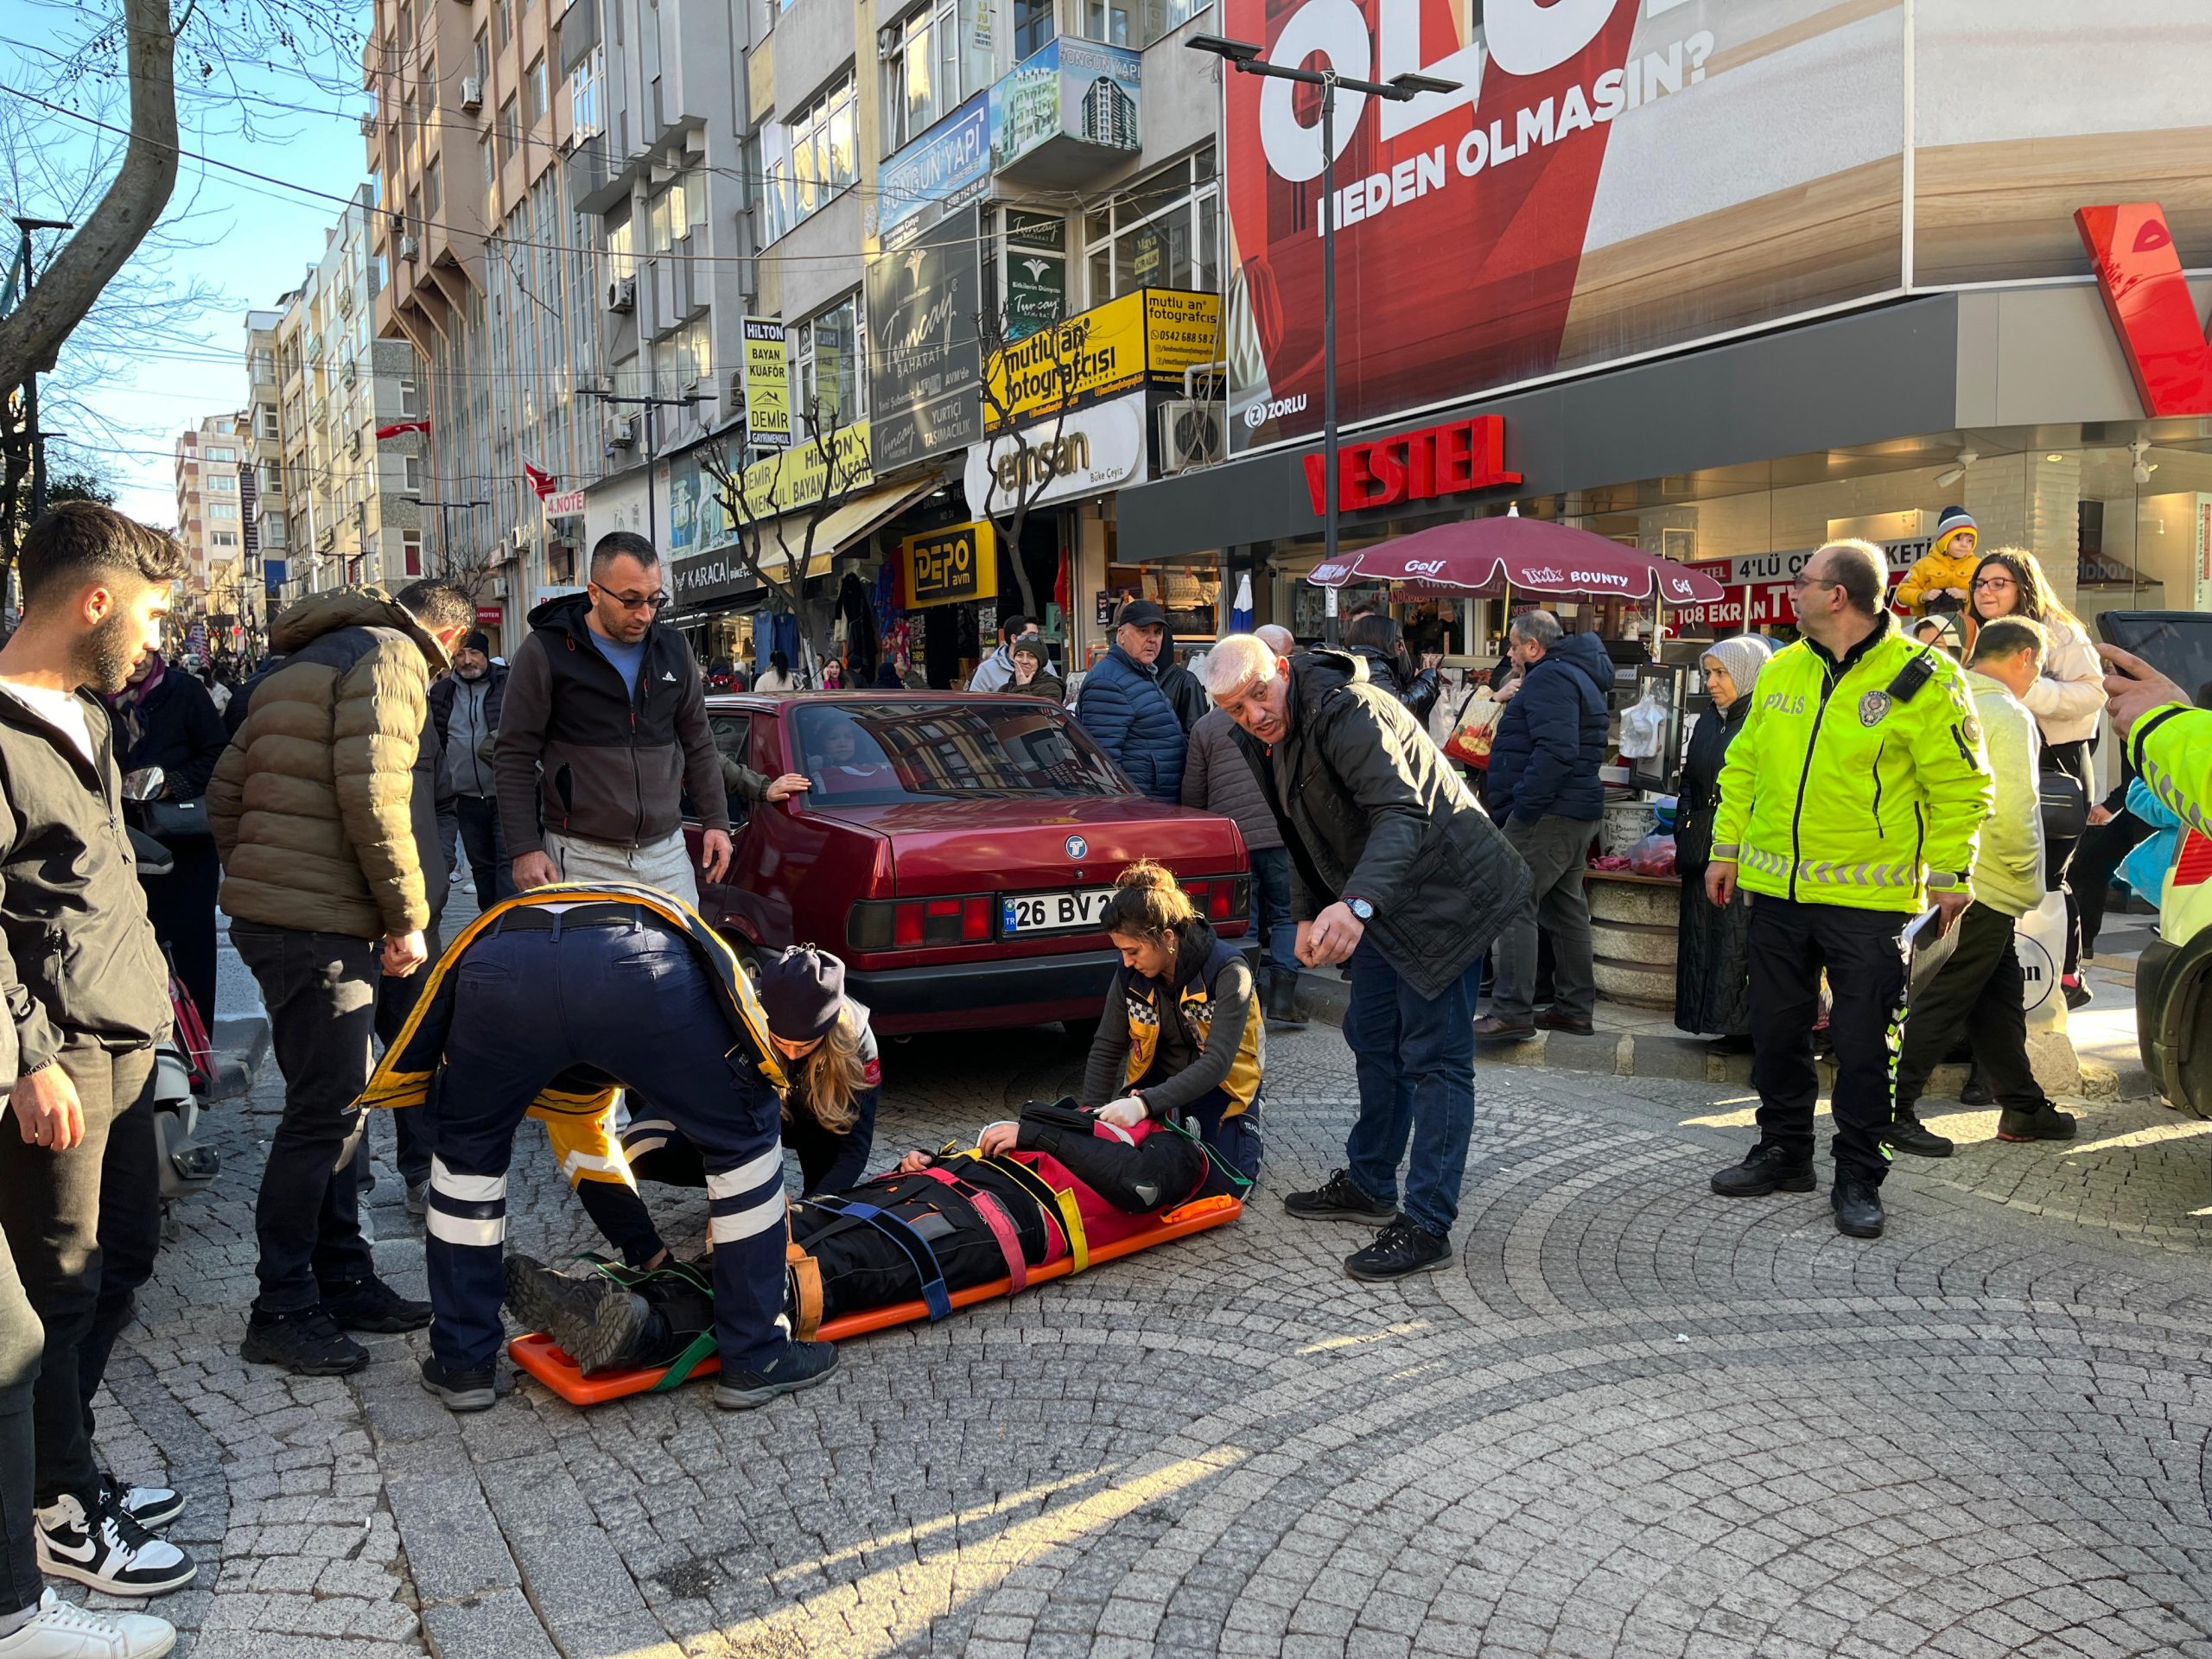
[1244,392,1310,429]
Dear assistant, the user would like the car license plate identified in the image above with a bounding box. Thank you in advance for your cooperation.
[1001,888,1109,936]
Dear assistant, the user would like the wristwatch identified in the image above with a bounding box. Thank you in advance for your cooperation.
[1345,897,1375,921]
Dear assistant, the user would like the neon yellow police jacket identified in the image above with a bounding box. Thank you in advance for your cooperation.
[1710,619,1993,913]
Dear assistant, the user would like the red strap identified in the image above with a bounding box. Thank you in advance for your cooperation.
[922,1167,1034,1287]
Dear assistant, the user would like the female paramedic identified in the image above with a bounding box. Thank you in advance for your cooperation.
[1078,861,1263,1192]
[576,946,880,1268]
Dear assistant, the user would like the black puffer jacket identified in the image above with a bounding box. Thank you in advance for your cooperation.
[114,665,228,801]
[1348,645,1442,728]
[1260,650,1530,998]
[0,690,172,1070]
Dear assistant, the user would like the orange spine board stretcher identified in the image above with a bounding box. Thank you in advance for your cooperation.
[509,1193,1243,1405]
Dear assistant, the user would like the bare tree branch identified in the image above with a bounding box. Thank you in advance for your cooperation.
[974,301,1087,626]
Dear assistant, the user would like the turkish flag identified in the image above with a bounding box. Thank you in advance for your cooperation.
[524,462,559,499]
[374,419,430,440]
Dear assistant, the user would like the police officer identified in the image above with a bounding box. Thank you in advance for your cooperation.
[1705,539,1993,1239]
[373,886,839,1413]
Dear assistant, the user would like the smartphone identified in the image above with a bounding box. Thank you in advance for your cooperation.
[2095,611,2212,709]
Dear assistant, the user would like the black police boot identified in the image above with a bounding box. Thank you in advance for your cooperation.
[1996,1104,2078,1142]
[1884,1110,1955,1159]
[1709,1142,1815,1198]
[1831,1173,1886,1239]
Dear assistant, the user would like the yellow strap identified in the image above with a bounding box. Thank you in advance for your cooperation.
[1053,1187,1088,1274]
[785,1239,823,1340]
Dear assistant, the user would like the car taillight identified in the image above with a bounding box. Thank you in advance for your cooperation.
[1179,877,1249,923]
[847,893,996,952]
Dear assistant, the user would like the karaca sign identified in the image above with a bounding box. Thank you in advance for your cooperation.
[1300,416,1519,514]
[2077,202,2212,418]
[902,521,999,609]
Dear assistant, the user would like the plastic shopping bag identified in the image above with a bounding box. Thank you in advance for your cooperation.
[1444,687,1503,768]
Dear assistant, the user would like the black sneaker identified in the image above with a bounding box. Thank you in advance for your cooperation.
[100,1468,183,1531]
[241,1308,368,1376]
[321,1276,433,1334]
[418,1355,505,1413]
[1710,1142,1816,1197]
[1282,1169,1396,1224]
[1344,1217,1452,1282]
[1996,1104,2078,1142]
[2063,976,2092,1010]
[1832,1173,1885,1239]
[1884,1112,1955,1159]
[715,1340,840,1411]
[33,1491,197,1597]
[503,1254,656,1376]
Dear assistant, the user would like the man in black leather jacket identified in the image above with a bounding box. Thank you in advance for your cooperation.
[1204,637,1529,1281]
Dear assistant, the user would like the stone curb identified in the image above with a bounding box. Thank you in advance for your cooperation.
[1290,969,2145,1101]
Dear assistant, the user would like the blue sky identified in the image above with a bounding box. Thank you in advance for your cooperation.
[3,22,372,525]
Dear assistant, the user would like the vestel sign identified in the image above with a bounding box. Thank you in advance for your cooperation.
[1301,415,1520,515]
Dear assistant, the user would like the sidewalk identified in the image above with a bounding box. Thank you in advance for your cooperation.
[1294,920,2160,1102]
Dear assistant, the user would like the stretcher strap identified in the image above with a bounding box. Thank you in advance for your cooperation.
[920,1168,1028,1293]
[977,1156,1072,1266]
[798,1195,954,1320]
[650,1330,719,1392]
[786,1239,823,1340]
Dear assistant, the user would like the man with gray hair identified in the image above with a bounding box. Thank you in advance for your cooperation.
[1202,632,1529,1280]
[1475,610,1613,1040]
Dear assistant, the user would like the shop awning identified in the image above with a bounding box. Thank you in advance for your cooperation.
[753,476,941,579]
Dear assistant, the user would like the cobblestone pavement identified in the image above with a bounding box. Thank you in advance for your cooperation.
[80,1013,2212,1659]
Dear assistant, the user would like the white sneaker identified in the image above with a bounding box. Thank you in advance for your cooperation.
[0,1591,175,1659]
[32,1493,196,1597]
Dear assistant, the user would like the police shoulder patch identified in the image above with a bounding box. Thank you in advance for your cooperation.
[1859,690,1892,727]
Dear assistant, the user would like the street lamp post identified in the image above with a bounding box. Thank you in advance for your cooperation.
[1185,37,1456,643]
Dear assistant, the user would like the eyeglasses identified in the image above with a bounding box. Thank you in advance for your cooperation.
[1971,575,2016,592]
[590,582,669,612]
[1789,571,1839,591]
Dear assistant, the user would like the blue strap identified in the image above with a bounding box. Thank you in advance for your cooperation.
[798,1194,954,1320]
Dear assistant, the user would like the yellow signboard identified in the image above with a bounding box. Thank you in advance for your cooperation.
[901,520,998,609]
[741,318,791,448]
[983,287,1222,431]
[735,419,874,519]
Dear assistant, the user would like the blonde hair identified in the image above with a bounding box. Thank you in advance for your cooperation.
[1101,860,1198,949]
[787,1004,868,1136]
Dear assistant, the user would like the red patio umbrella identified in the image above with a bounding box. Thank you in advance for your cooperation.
[1307,515,1726,605]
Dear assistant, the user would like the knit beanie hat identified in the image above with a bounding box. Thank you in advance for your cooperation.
[1700,634,1774,697]
[1933,505,1976,555]
[755,946,845,1043]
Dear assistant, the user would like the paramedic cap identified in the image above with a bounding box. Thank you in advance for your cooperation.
[757,946,845,1042]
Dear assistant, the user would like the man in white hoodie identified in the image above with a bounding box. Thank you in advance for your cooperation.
[966,613,1033,693]
[1888,616,2075,1155]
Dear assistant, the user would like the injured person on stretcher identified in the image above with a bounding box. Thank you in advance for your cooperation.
[505,1097,1224,1376]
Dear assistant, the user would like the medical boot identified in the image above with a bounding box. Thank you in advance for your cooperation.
[503,1254,663,1376]
[715,1339,839,1411]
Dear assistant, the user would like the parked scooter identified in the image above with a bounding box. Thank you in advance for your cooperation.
[121,767,220,1209]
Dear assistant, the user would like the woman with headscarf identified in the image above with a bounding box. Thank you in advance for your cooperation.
[1674,635,1774,1046]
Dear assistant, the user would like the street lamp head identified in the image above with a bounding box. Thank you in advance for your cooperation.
[1387,71,1461,97]
[1185,33,1263,63]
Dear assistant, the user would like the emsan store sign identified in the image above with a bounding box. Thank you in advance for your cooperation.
[2078,202,2212,418]
[1301,415,1520,515]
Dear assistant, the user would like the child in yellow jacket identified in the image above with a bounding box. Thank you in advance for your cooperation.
[1896,505,1977,614]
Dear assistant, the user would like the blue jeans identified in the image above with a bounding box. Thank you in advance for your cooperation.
[1342,939,1481,1236]
[1249,847,1300,976]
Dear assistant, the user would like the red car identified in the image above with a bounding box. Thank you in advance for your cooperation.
[684,691,1254,1036]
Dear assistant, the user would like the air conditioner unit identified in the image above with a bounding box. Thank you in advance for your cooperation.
[491,575,511,599]
[511,524,531,549]
[1159,401,1225,474]
[609,417,638,448]
[606,276,636,313]
[398,235,420,260]
[460,75,483,111]
[358,112,378,137]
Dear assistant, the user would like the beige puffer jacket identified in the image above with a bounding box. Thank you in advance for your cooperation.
[208,588,449,939]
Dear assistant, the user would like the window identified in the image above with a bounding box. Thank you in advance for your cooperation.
[401,377,420,415]
[481,134,497,200]
[210,502,240,519]
[883,0,961,153]
[207,446,237,462]
[526,55,548,127]
[208,473,238,492]
[423,155,441,222]
[789,294,861,435]
[1083,145,1217,302]
[474,29,489,84]
[607,214,636,282]
[498,94,519,164]
[402,454,423,492]
[1014,0,1054,59]
[570,47,603,137]
[493,0,508,48]
[647,185,672,255]
[677,315,711,384]
[213,531,240,549]
[791,702,1125,801]
[396,0,414,52]
[402,529,423,577]
[765,75,856,239]
[1083,0,1131,46]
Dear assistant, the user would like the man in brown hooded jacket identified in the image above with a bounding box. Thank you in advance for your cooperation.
[209,582,472,1377]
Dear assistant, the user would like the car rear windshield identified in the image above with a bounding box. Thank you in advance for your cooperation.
[791,701,1129,801]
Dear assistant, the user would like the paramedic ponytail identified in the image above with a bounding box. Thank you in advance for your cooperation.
[1102,861,1198,949]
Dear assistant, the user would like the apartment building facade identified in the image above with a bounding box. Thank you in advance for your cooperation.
[364,0,605,642]
[172,413,252,656]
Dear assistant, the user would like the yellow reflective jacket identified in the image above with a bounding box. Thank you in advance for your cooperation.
[1120,934,1263,1121]
[1711,620,1992,912]
[2132,704,2212,944]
